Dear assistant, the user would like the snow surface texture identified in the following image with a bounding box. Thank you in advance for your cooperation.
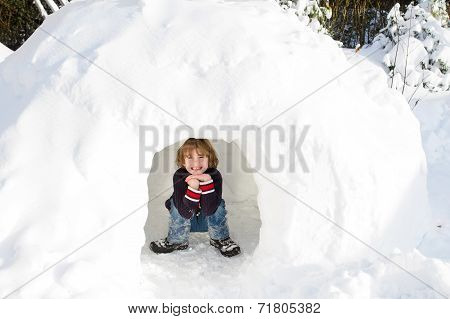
[344,45,450,298]
[0,43,12,63]
[0,0,439,297]
[413,90,450,263]
[348,15,450,270]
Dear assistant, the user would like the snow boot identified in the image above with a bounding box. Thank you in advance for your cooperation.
[150,237,189,254]
[210,237,241,257]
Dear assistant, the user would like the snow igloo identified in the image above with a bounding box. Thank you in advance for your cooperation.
[0,0,430,297]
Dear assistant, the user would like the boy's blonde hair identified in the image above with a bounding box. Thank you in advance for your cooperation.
[176,138,219,168]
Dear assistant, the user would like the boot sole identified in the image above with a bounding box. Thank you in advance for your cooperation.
[150,242,189,254]
[210,240,241,257]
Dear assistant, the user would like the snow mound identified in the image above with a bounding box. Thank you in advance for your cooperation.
[414,91,450,225]
[0,0,431,297]
[0,43,12,63]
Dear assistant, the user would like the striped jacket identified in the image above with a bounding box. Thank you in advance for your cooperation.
[165,167,223,219]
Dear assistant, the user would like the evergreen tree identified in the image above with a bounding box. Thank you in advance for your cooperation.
[277,0,332,34]
[0,0,42,50]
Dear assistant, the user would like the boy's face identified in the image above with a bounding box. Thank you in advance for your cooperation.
[183,148,209,175]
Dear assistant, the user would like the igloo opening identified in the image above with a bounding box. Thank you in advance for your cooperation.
[140,139,261,296]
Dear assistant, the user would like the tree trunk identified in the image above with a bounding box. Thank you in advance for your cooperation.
[42,0,59,13]
[34,0,72,19]
[34,0,48,18]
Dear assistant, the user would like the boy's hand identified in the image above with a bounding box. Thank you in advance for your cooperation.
[186,178,200,190]
[185,174,211,183]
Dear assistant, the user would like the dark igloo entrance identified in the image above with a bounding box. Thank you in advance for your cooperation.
[139,139,261,297]
[142,139,261,255]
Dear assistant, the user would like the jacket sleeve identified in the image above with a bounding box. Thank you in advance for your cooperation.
[199,170,222,215]
[172,173,200,219]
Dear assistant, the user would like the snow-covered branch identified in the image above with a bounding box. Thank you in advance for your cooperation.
[374,0,450,94]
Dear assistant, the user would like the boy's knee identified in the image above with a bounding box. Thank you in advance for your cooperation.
[169,207,190,224]
[209,202,227,221]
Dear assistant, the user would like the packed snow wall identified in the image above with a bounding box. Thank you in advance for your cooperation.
[0,0,430,297]
[0,43,12,63]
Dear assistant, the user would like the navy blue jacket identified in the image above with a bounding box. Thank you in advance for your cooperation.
[165,167,223,219]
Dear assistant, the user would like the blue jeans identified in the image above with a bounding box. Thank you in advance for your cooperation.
[167,197,230,244]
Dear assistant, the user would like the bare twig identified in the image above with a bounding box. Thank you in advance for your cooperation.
[402,7,413,94]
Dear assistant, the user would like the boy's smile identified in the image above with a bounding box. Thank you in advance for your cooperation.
[183,149,209,175]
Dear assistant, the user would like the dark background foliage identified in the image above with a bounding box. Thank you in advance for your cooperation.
[0,0,69,50]
[326,0,448,47]
[0,0,42,50]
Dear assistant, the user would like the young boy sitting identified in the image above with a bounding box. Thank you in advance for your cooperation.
[150,138,241,258]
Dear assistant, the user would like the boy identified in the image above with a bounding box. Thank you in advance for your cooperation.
[150,138,241,257]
